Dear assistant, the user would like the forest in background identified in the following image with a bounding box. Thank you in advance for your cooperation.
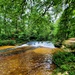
[0,0,75,45]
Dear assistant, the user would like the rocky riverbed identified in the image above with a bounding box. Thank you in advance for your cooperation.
[0,46,61,75]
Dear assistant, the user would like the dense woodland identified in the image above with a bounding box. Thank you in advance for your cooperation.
[0,0,75,45]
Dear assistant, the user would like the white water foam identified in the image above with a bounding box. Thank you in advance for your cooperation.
[20,41,55,48]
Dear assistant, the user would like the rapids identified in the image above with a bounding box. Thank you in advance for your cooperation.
[21,41,55,48]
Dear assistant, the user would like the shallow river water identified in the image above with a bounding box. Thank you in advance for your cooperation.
[0,42,60,75]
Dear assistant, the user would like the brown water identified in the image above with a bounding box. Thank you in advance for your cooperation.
[0,46,15,50]
[0,46,60,75]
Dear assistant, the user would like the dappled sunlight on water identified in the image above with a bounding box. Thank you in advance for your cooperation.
[0,46,61,75]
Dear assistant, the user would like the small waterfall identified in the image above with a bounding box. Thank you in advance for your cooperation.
[21,41,55,48]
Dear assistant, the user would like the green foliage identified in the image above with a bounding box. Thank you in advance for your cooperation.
[0,0,63,43]
[53,51,75,75]
[53,52,75,66]
[0,40,16,46]
[55,0,75,42]
[0,34,8,40]
[0,0,75,44]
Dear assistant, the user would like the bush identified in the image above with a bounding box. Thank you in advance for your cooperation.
[0,33,16,40]
[53,52,75,65]
[0,40,16,46]
[0,34,8,40]
[53,51,75,75]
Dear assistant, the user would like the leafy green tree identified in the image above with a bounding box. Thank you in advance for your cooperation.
[56,0,75,42]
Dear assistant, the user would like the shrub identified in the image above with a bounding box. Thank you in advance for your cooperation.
[53,52,75,66]
[0,34,8,40]
[0,40,16,46]
[53,51,75,75]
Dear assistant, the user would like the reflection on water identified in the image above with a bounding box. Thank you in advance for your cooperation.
[0,44,59,75]
[21,41,55,48]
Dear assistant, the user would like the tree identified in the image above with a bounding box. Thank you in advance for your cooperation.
[56,0,75,41]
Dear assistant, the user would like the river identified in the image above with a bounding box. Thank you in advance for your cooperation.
[0,41,60,75]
